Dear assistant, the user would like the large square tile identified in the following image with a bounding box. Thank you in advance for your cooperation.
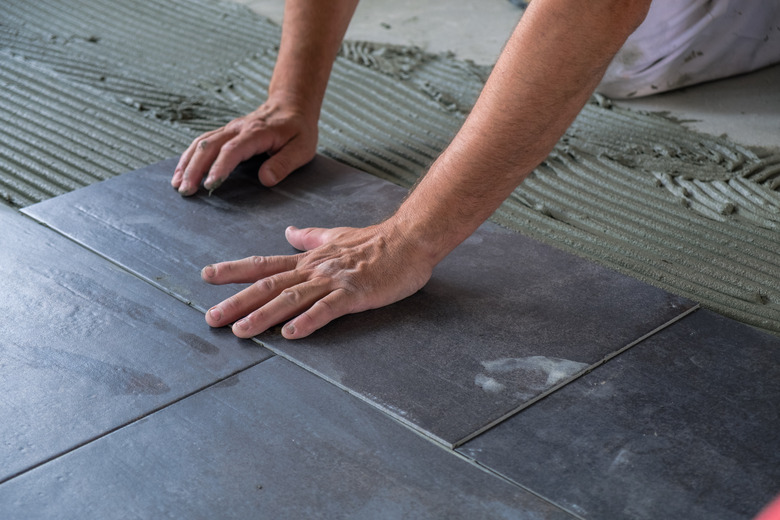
[0,206,271,482]
[24,156,696,446]
[25,156,402,308]
[0,357,575,520]
[459,309,780,519]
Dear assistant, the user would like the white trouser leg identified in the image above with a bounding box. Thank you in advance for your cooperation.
[597,0,780,99]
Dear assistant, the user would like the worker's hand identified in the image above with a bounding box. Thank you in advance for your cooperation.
[172,95,318,196]
[201,222,435,339]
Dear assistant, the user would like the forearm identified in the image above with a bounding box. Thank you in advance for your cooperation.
[269,0,360,117]
[198,0,655,340]
[395,0,650,264]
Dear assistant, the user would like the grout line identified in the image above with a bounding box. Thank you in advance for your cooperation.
[18,210,209,313]
[0,357,275,486]
[464,458,588,520]
[247,336,457,447]
[248,336,586,519]
[452,303,702,448]
[3,210,280,484]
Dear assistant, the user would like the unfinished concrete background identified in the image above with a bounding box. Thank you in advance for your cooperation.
[1,2,779,518]
[235,0,780,150]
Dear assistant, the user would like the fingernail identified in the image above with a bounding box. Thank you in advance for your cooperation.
[202,265,216,279]
[208,307,222,321]
[204,177,223,194]
[284,323,295,336]
[233,318,249,331]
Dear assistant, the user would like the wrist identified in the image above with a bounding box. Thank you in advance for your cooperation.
[264,88,320,121]
[383,194,469,269]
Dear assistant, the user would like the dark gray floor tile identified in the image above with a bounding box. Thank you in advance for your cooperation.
[458,309,780,520]
[24,156,696,446]
[0,357,575,520]
[24,156,403,310]
[0,207,271,483]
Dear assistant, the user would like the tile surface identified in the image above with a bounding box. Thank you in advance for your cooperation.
[26,156,403,310]
[25,156,696,446]
[0,357,575,520]
[459,309,780,520]
[0,206,271,483]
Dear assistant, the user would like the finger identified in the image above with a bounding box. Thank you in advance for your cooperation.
[257,141,313,187]
[203,129,277,191]
[172,155,186,189]
[172,139,202,189]
[285,226,339,251]
[206,268,308,328]
[282,288,353,339]
[178,132,233,196]
[231,278,332,338]
[202,254,299,285]
[173,126,225,189]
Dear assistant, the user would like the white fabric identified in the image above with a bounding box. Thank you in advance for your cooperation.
[597,0,780,98]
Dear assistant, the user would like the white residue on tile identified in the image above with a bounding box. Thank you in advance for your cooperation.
[474,374,506,394]
[475,356,589,395]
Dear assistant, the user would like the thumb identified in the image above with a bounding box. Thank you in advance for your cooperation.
[257,147,311,187]
[285,226,335,251]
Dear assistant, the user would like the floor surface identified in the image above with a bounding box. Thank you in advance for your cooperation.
[1,1,779,518]
[4,154,779,519]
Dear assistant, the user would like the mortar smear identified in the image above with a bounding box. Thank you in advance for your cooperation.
[1,0,778,334]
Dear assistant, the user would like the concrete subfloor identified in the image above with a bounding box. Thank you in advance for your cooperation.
[234,0,780,151]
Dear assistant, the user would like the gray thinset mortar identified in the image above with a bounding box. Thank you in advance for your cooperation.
[1,0,779,334]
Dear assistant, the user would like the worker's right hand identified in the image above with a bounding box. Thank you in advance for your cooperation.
[171,94,318,196]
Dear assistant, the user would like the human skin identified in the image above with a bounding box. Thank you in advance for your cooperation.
[755,494,780,520]
[175,0,652,340]
[171,0,359,194]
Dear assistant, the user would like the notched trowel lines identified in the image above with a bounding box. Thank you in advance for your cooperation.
[0,0,778,334]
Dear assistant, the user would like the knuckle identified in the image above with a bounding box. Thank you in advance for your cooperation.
[270,155,289,172]
[225,119,243,132]
[314,258,340,276]
[221,140,239,154]
[295,311,315,330]
[255,277,275,293]
[249,309,266,324]
[222,295,241,312]
[247,120,267,133]
[341,279,361,296]
[316,297,337,314]
[250,255,265,268]
[281,288,301,306]
[198,138,210,151]
[241,311,263,330]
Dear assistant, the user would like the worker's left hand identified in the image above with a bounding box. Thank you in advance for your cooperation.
[202,222,434,339]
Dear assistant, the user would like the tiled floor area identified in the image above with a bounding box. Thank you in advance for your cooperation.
[22,157,697,448]
[2,0,780,518]
[3,155,779,518]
